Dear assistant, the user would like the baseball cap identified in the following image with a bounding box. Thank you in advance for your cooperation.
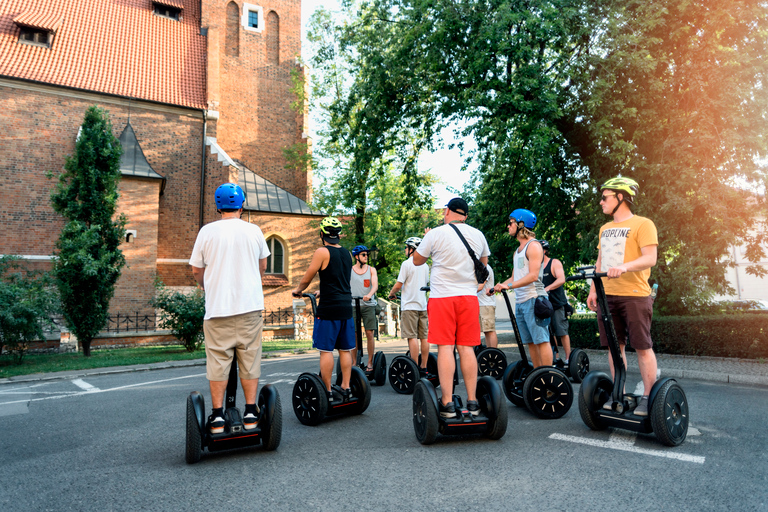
[446,197,469,216]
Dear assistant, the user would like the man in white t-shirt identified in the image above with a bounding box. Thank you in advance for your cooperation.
[413,198,490,418]
[388,236,430,376]
[478,264,498,348]
[189,183,270,435]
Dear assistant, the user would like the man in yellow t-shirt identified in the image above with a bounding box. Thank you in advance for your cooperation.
[587,176,658,417]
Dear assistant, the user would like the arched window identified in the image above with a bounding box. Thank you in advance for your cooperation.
[226,1,239,57]
[266,237,284,274]
[266,11,279,65]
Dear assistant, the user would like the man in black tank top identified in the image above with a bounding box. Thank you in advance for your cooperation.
[292,217,355,403]
[540,240,572,361]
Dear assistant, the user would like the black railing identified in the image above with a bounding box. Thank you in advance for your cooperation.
[264,307,294,326]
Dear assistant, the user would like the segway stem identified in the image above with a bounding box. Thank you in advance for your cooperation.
[225,352,238,409]
[500,289,529,364]
[353,296,364,366]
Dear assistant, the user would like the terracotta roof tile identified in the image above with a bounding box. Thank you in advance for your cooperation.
[153,0,185,9]
[0,0,206,109]
[13,10,63,32]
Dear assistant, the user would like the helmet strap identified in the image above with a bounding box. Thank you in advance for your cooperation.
[611,191,624,216]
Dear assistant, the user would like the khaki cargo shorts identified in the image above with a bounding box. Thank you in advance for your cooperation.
[203,310,263,381]
[401,309,428,339]
[479,305,496,332]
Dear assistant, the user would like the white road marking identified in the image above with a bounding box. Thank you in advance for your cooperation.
[72,379,99,392]
[550,433,706,464]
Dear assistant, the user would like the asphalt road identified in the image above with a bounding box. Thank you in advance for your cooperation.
[1,342,766,512]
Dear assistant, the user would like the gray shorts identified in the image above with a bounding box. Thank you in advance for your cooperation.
[551,307,569,337]
[354,305,378,332]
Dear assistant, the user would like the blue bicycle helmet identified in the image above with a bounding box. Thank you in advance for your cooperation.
[215,183,245,210]
[352,245,369,257]
[509,208,537,229]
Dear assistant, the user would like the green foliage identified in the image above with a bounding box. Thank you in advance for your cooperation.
[51,106,126,356]
[150,283,205,352]
[569,314,768,359]
[0,256,60,364]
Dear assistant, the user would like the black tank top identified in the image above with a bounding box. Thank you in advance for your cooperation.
[317,245,353,320]
[542,258,568,309]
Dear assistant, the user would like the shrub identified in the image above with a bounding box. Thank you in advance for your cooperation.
[569,313,768,359]
[150,284,205,352]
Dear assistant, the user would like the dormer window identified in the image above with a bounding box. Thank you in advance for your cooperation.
[19,27,52,48]
[153,1,183,21]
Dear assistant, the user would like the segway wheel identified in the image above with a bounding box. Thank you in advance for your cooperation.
[413,381,439,445]
[650,380,689,446]
[502,360,531,407]
[258,385,282,451]
[523,367,573,419]
[349,366,372,415]
[373,351,387,386]
[568,348,589,383]
[185,394,203,464]
[292,373,328,426]
[477,376,508,440]
[578,372,611,431]
[427,353,438,378]
[389,355,419,394]
[473,344,486,356]
[477,348,508,380]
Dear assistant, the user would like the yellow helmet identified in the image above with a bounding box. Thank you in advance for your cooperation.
[320,216,342,236]
[601,176,639,203]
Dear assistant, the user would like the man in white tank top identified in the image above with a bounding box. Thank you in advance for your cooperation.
[492,208,553,368]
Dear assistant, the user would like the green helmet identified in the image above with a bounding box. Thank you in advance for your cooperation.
[601,176,639,203]
[320,216,342,236]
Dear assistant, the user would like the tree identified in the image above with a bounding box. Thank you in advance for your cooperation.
[337,0,768,314]
[0,256,60,364]
[50,106,127,356]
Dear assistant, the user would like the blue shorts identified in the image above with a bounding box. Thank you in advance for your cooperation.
[313,318,355,352]
[516,297,550,345]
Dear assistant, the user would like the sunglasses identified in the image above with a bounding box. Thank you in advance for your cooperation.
[600,193,616,202]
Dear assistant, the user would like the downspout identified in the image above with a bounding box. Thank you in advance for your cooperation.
[733,244,742,299]
[199,110,207,230]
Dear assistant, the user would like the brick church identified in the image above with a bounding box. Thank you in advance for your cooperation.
[0,0,323,322]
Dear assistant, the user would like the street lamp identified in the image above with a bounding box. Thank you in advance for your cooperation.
[368,245,380,264]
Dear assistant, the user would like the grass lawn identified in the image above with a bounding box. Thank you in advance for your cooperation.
[0,339,313,379]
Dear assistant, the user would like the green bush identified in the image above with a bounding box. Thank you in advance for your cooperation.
[150,284,205,352]
[569,313,768,359]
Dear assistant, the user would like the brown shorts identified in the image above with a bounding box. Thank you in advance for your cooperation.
[204,310,264,381]
[401,309,428,339]
[597,295,653,350]
[479,305,496,332]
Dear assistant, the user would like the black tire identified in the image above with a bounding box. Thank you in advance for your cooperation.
[523,367,573,419]
[427,352,438,377]
[477,376,508,440]
[578,373,612,431]
[413,381,439,445]
[473,344,486,356]
[651,380,689,446]
[389,355,419,394]
[477,348,508,380]
[568,348,589,383]
[373,351,387,386]
[185,394,202,464]
[502,360,531,407]
[292,373,328,426]
[258,387,282,451]
[349,366,371,415]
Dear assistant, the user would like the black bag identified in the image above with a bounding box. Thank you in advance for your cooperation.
[534,296,554,319]
[448,224,490,284]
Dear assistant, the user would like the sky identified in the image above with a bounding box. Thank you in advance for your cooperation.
[300,0,474,207]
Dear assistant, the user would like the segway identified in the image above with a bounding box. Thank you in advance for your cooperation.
[499,289,574,419]
[335,297,386,386]
[185,353,282,464]
[549,308,589,383]
[474,343,508,380]
[293,293,372,426]
[567,267,689,446]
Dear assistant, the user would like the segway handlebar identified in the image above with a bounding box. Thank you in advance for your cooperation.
[297,292,318,317]
[566,268,608,282]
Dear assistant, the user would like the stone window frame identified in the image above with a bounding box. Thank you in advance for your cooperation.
[241,3,264,33]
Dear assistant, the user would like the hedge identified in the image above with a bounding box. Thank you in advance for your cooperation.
[569,314,768,359]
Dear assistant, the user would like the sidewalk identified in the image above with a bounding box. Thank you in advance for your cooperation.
[494,319,768,387]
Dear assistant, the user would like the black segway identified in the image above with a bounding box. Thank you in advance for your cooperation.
[335,297,386,386]
[386,293,439,394]
[474,343,508,380]
[549,307,589,383]
[499,289,574,419]
[185,353,282,464]
[293,293,372,426]
[567,267,689,446]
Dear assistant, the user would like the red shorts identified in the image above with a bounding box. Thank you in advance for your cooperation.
[427,296,481,346]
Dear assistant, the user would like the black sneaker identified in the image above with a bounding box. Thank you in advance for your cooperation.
[243,405,260,430]
[439,400,456,418]
[341,388,352,402]
[327,390,335,403]
[208,411,225,434]
[466,400,480,416]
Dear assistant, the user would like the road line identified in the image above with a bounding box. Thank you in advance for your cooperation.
[72,379,99,392]
[549,433,706,464]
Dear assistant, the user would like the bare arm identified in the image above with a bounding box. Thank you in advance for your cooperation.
[259,257,267,277]
[191,265,205,290]
[493,242,543,291]
[388,281,403,299]
[544,258,566,292]
[607,245,658,278]
[291,247,329,297]
[364,266,379,302]
[413,253,428,266]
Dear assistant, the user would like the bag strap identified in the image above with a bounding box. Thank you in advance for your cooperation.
[449,223,480,264]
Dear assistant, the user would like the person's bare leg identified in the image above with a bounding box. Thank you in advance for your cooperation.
[485,331,498,348]
[457,345,478,402]
[437,344,456,406]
